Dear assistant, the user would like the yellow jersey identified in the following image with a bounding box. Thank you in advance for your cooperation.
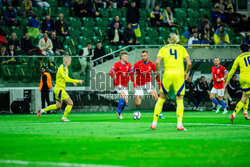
[226,52,250,84]
[54,64,79,90]
[157,44,189,76]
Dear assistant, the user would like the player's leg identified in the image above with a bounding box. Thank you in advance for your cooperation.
[37,100,61,119]
[210,88,221,113]
[244,97,250,120]
[116,91,127,120]
[135,95,142,107]
[134,85,143,108]
[149,90,164,119]
[41,91,45,109]
[62,97,74,121]
[230,93,249,123]
[150,77,170,129]
[217,89,228,114]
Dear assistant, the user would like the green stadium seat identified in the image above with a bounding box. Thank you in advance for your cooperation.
[83,17,95,27]
[1,65,18,81]
[182,1,188,8]
[157,36,167,45]
[43,7,50,16]
[78,36,91,46]
[144,37,156,45]
[99,9,109,18]
[120,8,127,17]
[94,27,108,37]
[146,29,158,37]
[110,9,122,18]
[56,7,69,17]
[232,36,241,44]
[187,8,200,18]
[91,36,104,44]
[187,0,200,9]
[140,9,148,19]
[47,0,58,7]
[68,17,82,28]
[80,27,94,37]
[16,65,33,82]
[33,7,44,17]
[68,45,77,55]
[186,18,199,27]
[96,18,109,27]
[200,0,212,9]
[158,27,171,38]
[69,27,80,36]
[139,21,146,27]
[71,57,81,71]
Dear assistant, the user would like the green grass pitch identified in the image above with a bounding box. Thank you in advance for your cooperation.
[0,111,249,167]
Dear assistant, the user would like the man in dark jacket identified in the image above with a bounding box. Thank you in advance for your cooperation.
[3,3,20,26]
[123,24,136,45]
[40,66,52,109]
[228,75,242,99]
[74,0,88,17]
[51,32,65,55]
[185,77,201,111]
[86,0,101,17]
[126,1,140,25]
[93,41,105,65]
[150,4,163,27]
[55,13,69,36]
[224,7,238,27]
[41,15,55,33]
[21,33,37,55]
[108,22,123,46]
[196,76,210,106]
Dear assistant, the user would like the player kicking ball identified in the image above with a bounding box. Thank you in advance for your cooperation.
[109,51,134,119]
[224,44,250,123]
[133,50,164,119]
[150,33,192,131]
[209,57,229,114]
[37,56,84,121]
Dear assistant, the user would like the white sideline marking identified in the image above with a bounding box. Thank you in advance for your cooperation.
[0,160,124,167]
[6,121,250,127]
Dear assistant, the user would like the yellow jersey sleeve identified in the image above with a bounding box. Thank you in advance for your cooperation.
[181,46,189,59]
[157,47,164,58]
[59,65,79,84]
[226,57,239,83]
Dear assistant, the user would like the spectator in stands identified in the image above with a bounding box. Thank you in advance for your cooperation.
[38,32,54,56]
[0,28,7,46]
[150,4,163,27]
[21,33,38,55]
[0,47,9,64]
[86,0,101,17]
[93,41,105,66]
[214,17,226,30]
[3,3,20,26]
[40,65,52,109]
[146,0,155,9]
[126,1,140,26]
[21,0,33,17]
[227,75,242,99]
[95,0,106,8]
[41,15,55,34]
[163,6,178,27]
[32,0,50,8]
[237,15,250,37]
[8,32,20,51]
[196,76,210,104]
[108,22,123,46]
[123,23,137,45]
[7,44,19,64]
[55,13,70,37]
[214,0,226,13]
[110,16,122,30]
[243,35,250,45]
[224,7,237,27]
[117,0,129,8]
[198,15,214,33]
[224,0,236,13]
[188,32,200,48]
[74,0,88,18]
[214,26,230,45]
[201,23,214,44]
[51,32,65,56]
[28,14,40,39]
[9,0,20,7]
[212,6,225,22]
[79,43,94,75]
[47,57,58,81]
[185,77,201,111]
[179,26,198,45]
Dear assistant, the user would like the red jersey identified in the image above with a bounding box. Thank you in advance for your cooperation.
[212,65,227,89]
[109,61,133,87]
[133,60,156,86]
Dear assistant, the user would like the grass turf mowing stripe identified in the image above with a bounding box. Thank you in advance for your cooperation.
[0,160,125,167]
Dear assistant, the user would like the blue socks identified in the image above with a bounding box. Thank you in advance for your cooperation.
[117,98,125,113]
[211,98,219,106]
[220,100,226,109]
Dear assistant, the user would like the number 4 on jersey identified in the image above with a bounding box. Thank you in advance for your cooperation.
[170,49,177,59]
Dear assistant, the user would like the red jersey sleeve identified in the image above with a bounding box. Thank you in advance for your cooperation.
[221,66,227,74]
[109,63,117,77]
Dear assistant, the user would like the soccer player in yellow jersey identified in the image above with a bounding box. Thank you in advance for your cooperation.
[150,33,192,131]
[224,44,250,123]
[37,56,84,121]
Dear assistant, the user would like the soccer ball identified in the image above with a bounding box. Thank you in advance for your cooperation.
[132,111,141,120]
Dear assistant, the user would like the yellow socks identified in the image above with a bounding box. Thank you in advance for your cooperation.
[153,98,166,124]
[176,99,184,125]
[233,101,245,117]
[43,104,57,112]
[244,98,249,114]
[63,105,73,118]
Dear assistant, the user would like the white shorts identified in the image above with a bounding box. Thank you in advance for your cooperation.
[211,87,225,97]
[115,85,128,96]
[135,82,156,96]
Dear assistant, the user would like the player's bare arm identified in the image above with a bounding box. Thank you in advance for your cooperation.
[184,56,192,80]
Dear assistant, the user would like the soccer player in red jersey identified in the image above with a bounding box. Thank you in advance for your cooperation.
[109,51,134,119]
[209,57,229,114]
[133,50,164,118]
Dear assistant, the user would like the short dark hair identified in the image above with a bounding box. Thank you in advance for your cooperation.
[97,41,101,44]
[41,65,46,69]
[240,44,249,53]
[201,76,205,79]
[87,43,92,46]
[141,50,148,54]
